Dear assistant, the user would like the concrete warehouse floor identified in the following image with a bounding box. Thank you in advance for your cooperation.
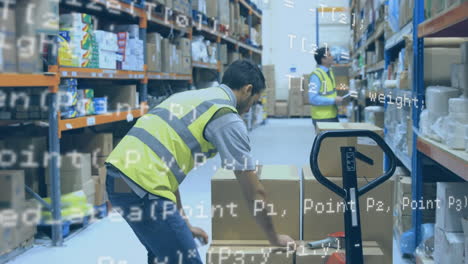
[7,119,411,264]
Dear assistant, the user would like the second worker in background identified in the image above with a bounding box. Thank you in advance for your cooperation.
[308,47,344,126]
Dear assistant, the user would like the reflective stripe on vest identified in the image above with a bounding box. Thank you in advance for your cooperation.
[127,127,187,183]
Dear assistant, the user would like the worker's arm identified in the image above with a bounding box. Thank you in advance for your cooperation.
[175,189,208,244]
[234,169,294,247]
[309,74,343,105]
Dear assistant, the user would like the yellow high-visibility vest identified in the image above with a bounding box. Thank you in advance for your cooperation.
[106,87,238,203]
[310,68,338,120]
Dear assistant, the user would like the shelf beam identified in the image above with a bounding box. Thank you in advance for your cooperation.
[59,68,145,79]
[418,1,468,38]
[147,72,192,81]
[192,61,219,70]
[417,136,468,180]
[0,74,58,87]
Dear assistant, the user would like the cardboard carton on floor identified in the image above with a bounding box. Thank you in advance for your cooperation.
[436,182,468,232]
[434,227,464,264]
[0,214,18,254]
[46,153,93,195]
[212,165,300,240]
[315,122,384,178]
[0,171,26,210]
[16,199,40,244]
[302,165,394,264]
[207,240,294,264]
[295,241,385,264]
[93,167,108,206]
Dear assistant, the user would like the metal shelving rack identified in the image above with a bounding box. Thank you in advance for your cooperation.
[0,0,264,250]
[410,0,468,250]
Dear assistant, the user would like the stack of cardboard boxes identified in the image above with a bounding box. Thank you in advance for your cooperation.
[262,65,276,116]
[210,165,300,264]
[147,33,163,72]
[229,0,241,38]
[287,77,304,117]
[61,132,113,206]
[0,171,40,255]
[425,0,466,20]
[93,83,138,111]
[393,169,436,241]
[176,38,192,74]
[434,182,468,264]
[451,42,468,97]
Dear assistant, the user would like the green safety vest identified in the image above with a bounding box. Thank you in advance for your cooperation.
[106,87,238,203]
[310,68,338,120]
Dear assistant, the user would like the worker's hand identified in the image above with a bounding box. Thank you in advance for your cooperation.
[190,226,208,245]
[335,96,344,105]
[270,234,297,250]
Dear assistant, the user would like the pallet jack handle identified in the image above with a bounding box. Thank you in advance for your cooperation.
[310,130,397,199]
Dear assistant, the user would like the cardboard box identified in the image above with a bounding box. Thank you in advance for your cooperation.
[161,38,172,73]
[451,64,468,93]
[434,227,464,264]
[207,241,294,264]
[206,0,218,18]
[5,136,47,169]
[0,214,18,254]
[288,77,304,116]
[146,43,161,72]
[425,48,461,86]
[436,182,468,232]
[302,105,311,117]
[211,165,300,240]
[177,38,191,57]
[315,122,384,178]
[295,241,385,264]
[94,84,137,110]
[0,7,17,72]
[181,56,192,74]
[62,133,113,156]
[302,165,394,264]
[46,153,92,195]
[16,199,39,244]
[461,42,468,64]
[220,44,228,65]
[275,101,288,117]
[93,167,107,206]
[0,171,26,210]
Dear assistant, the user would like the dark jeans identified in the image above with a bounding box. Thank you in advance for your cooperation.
[106,175,202,264]
[312,117,339,126]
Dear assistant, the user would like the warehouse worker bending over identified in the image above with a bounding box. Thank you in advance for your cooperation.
[105,60,295,264]
[309,47,343,126]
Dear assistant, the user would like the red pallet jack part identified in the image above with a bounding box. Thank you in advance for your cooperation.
[326,252,346,264]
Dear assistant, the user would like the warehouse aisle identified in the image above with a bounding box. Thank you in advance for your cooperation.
[7,119,409,264]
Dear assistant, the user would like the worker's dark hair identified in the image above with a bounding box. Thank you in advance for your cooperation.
[222,59,265,95]
[315,47,329,65]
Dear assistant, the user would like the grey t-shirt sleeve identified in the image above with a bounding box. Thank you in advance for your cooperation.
[204,113,256,171]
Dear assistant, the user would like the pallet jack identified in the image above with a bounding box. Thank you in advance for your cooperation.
[309,130,397,264]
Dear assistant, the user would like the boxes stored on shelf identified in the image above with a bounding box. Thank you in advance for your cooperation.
[115,24,139,39]
[314,122,384,179]
[211,165,300,240]
[436,182,468,232]
[434,227,464,264]
[62,132,113,157]
[296,241,385,264]
[461,42,468,64]
[192,0,207,14]
[161,38,173,73]
[207,241,293,264]
[46,153,93,195]
[93,167,107,206]
[165,0,173,9]
[275,101,288,117]
[0,171,25,210]
[181,56,192,74]
[176,37,191,57]
[0,7,17,72]
[219,0,230,25]
[302,165,394,264]
[424,48,461,86]
[94,83,138,110]
[205,0,218,18]
[146,43,161,72]
[219,44,228,65]
[173,0,191,15]
[451,64,468,94]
